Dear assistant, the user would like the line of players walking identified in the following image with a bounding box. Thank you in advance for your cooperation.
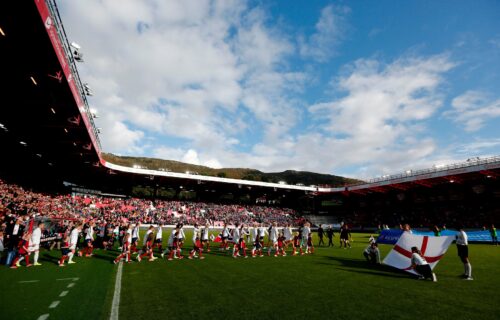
[5,220,355,268]
[111,222,318,264]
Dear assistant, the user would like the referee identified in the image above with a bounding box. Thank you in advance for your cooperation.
[456,226,473,280]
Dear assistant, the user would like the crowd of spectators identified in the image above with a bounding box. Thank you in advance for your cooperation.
[0,179,302,229]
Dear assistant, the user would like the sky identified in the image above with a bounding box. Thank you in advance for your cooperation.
[58,0,500,179]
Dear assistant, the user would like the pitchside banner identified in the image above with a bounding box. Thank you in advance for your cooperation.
[376,229,404,244]
[383,232,455,274]
[377,229,493,244]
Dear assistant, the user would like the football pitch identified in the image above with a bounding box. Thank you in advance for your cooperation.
[1,232,499,320]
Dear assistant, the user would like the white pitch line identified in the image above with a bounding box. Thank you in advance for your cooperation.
[56,277,79,281]
[67,283,75,288]
[59,291,69,297]
[18,280,39,283]
[37,314,49,320]
[110,261,123,320]
[48,301,60,309]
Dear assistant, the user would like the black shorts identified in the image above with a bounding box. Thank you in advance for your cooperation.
[457,244,468,258]
[61,248,70,256]
[154,239,162,244]
[415,264,433,279]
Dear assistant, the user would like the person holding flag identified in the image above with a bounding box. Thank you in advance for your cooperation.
[411,246,437,282]
[456,226,473,280]
[363,242,381,264]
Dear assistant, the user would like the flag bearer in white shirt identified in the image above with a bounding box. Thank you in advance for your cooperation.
[363,242,381,264]
[411,246,437,282]
[456,226,473,280]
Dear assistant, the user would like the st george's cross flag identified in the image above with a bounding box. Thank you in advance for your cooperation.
[383,232,454,274]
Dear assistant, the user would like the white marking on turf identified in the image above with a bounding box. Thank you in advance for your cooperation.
[67,283,75,288]
[56,277,79,281]
[110,261,123,320]
[18,280,39,283]
[59,291,69,297]
[49,301,60,309]
[37,314,50,320]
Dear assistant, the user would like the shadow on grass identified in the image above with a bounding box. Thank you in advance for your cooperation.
[321,255,410,279]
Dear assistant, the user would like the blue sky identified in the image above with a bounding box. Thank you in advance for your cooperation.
[59,0,500,179]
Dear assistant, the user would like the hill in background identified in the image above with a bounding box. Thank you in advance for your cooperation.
[102,153,362,187]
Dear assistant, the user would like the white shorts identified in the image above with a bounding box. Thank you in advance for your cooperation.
[29,245,40,252]
[69,245,77,250]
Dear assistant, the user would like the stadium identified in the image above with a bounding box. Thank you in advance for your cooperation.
[1,1,499,320]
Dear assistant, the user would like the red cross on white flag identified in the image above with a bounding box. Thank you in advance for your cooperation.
[383,232,454,274]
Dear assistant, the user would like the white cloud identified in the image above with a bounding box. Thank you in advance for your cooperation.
[59,2,480,179]
[153,147,222,168]
[456,138,500,154]
[60,0,302,162]
[299,5,350,62]
[445,91,500,132]
[100,117,145,154]
[302,54,454,175]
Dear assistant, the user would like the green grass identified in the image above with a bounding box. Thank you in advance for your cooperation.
[1,232,499,320]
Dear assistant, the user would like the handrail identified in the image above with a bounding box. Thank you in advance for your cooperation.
[349,155,500,186]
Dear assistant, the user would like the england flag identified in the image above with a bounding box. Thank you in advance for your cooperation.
[383,232,454,274]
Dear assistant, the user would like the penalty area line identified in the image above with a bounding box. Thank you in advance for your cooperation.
[110,261,123,320]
